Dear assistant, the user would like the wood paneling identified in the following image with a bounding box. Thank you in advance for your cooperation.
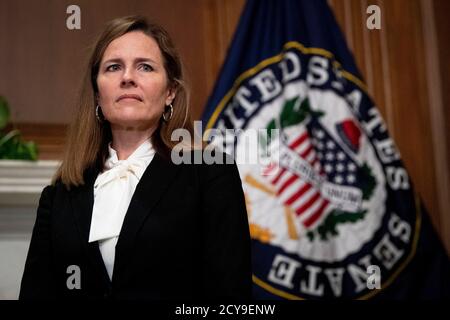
[202,0,246,104]
[428,0,450,251]
[434,2,450,176]
[0,0,217,122]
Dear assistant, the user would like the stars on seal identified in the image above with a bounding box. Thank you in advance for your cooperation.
[310,124,360,187]
[334,175,344,184]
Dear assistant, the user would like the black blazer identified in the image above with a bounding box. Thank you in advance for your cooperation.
[19,151,252,300]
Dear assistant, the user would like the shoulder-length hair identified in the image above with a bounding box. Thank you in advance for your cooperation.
[53,15,198,189]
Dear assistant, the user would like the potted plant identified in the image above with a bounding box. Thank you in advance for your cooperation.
[0,95,56,206]
[0,95,38,160]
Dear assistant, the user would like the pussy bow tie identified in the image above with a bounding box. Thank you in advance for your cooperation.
[94,157,148,189]
[88,142,154,243]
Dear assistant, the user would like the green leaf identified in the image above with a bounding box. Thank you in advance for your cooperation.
[280,97,306,127]
[359,163,377,200]
[0,96,40,160]
[307,209,367,242]
[0,130,38,160]
[265,96,325,135]
[0,96,10,130]
[0,129,20,149]
[23,141,38,160]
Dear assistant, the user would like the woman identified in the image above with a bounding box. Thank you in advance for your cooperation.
[19,15,251,300]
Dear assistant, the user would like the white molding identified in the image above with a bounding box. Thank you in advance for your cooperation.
[0,160,60,206]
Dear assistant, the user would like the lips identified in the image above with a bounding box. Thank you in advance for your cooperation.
[117,94,143,102]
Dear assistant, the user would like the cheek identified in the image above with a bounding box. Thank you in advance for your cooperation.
[142,81,169,106]
[96,77,116,102]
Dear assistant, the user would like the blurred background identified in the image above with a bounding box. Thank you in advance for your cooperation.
[0,0,449,299]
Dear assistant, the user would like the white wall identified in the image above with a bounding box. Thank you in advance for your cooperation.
[0,206,35,300]
[0,160,58,300]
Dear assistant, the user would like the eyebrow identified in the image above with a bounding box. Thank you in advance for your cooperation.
[102,57,157,65]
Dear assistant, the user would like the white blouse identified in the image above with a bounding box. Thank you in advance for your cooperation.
[88,139,156,281]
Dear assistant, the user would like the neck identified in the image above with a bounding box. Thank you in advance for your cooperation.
[110,124,156,160]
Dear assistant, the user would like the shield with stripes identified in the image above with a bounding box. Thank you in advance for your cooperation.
[258,96,369,237]
[238,85,380,251]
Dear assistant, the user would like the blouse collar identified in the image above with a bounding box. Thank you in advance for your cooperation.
[105,138,155,170]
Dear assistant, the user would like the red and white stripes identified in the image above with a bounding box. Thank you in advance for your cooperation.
[263,127,330,229]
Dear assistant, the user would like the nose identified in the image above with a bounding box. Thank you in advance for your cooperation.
[120,68,137,87]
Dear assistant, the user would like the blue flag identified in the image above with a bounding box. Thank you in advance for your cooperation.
[202,0,450,299]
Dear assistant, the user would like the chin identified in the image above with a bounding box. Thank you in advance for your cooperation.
[109,117,156,130]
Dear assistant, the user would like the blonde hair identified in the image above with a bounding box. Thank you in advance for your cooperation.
[53,15,198,188]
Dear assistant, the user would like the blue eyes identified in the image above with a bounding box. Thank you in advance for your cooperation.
[106,64,120,72]
[140,64,153,72]
[105,63,153,72]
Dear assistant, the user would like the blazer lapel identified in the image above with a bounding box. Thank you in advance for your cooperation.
[69,152,182,286]
[112,152,181,283]
[69,166,112,286]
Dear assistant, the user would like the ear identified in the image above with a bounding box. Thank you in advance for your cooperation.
[165,87,177,106]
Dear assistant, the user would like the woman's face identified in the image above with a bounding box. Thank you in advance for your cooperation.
[96,31,175,129]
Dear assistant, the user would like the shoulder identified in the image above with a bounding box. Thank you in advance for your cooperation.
[184,149,242,185]
[39,178,72,204]
[161,148,244,189]
[35,184,57,214]
[40,183,57,200]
